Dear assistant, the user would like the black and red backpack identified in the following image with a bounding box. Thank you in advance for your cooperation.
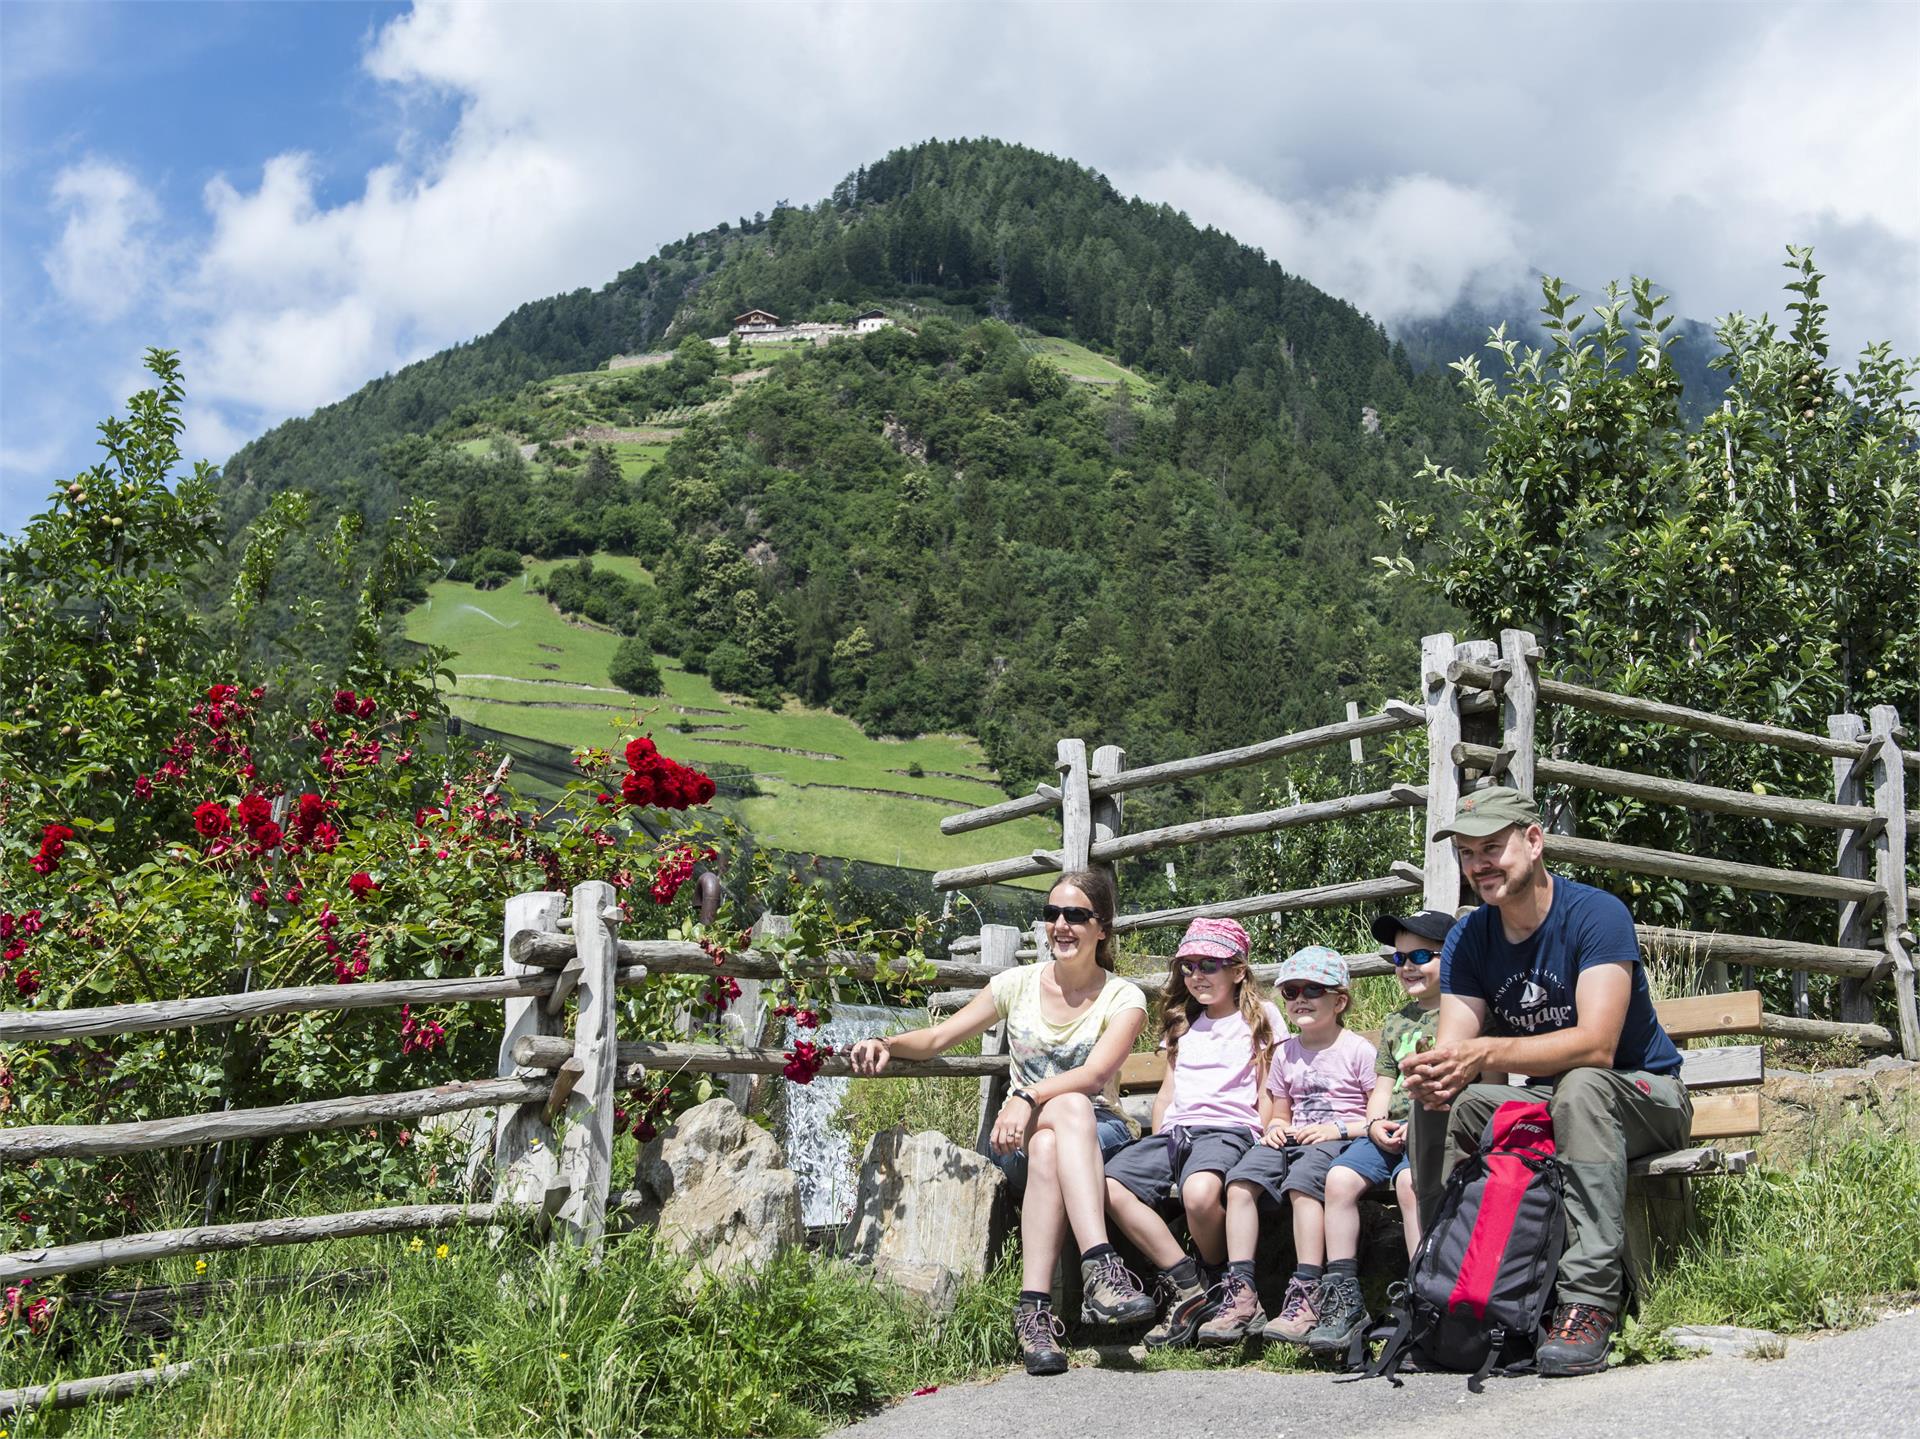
[1349,1100,1567,1391]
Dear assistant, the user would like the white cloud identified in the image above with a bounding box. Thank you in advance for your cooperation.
[43,160,159,322]
[1117,161,1529,324]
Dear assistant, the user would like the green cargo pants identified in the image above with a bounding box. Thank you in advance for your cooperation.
[1408,1068,1692,1310]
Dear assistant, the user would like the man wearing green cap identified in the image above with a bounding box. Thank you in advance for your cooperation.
[1400,785,1690,1376]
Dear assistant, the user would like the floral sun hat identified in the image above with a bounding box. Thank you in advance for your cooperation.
[1275,944,1349,990]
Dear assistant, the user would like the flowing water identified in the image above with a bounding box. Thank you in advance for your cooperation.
[780,1003,924,1227]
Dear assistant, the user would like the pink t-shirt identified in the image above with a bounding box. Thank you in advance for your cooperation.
[1163,1002,1287,1133]
[1264,1028,1378,1124]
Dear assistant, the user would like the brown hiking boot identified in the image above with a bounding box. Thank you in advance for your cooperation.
[1143,1263,1211,1350]
[1537,1303,1615,1377]
[1014,1302,1069,1376]
[1260,1274,1322,1344]
[1195,1270,1262,1346]
[1079,1251,1156,1326]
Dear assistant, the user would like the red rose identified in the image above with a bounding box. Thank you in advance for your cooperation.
[134,773,154,800]
[236,793,272,830]
[332,689,357,716]
[207,683,239,705]
[284,885,303,906]
[356,695,377,720]
[247,820,283,853]
[192,802,231,838]
[12,969,40,998]
[625,736,658,768]
[250,886,270,907]
[348,872,379,897]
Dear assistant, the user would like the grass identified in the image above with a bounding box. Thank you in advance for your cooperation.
[1023,336,1154,398]
[5,1226,1021,1437]
[399,566,1059,873]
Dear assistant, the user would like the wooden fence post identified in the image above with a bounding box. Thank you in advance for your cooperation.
[1867,706,1916,1059]
[493,890,566,1215]
[1057,738,1092,873]
[1831,714,1877,1026]
[554,880,619,1251]
[727,912,790,1114]
[1090,744,1126,894]
[1421,632,1463,913]
[972,923,1021,1153]
[1499,628,1540,801]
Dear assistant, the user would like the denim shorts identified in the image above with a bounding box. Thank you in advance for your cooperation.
[992,1108,1134,1191]
[1327,1134,1410,1188]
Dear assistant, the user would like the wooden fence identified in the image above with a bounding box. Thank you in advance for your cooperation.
[930,629,1917,1062]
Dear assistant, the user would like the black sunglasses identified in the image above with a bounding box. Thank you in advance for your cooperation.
[1179,957,1242,976]
[1279,981,1333,1001]
[1390,948,1441,968]
[1041,904,1098,926]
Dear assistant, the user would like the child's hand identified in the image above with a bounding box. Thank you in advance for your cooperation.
[1260,1119,1289,1149]
[1373,1120,1408,1154]
[1288,1121,1343,1145]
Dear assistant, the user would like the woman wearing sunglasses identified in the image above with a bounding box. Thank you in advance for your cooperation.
[847,869,1149,1377]
[1301,909,1456,1356]
[1203,945,1378,1345]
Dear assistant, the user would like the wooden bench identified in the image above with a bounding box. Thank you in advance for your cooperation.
[1114,989,1765,1291]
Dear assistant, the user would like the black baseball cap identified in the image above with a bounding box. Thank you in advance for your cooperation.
[1370,909,1458,947]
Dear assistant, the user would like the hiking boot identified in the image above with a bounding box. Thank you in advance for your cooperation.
[1014,1302,1069,1377]
[1537,1302,1615,1377]
[1259,1274,1322,1345]
[1195,1270,1262,1346]
[1143,1263,1211,1350]
[1079,1252,1156,1326]
[1303,1271,1370,1355]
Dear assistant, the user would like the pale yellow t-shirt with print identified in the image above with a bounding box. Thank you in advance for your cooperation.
[988,962,1147,1116]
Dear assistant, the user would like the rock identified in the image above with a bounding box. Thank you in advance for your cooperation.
[1668,1324,1784,1359]
[1760,1058,1920,1170]
[632,1098,802,1285]
[848,1129,1011,1309]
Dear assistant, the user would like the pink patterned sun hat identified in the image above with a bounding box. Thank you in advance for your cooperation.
[1174,917,1251,963]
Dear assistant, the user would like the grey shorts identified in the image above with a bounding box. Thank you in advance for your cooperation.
[1224,1137,1359,1205]
[1103,1127,1257,1206]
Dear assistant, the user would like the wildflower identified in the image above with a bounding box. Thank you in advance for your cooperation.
[195,1259,208,1275]
[409,1236,424,1253]
[558,1351,570,1361]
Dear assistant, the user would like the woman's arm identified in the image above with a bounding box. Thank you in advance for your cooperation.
[987,1006,1148,1154]
[848,986,1001,1075]
[1148,1048,1179,1135]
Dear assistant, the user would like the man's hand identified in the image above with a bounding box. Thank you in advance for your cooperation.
[1400,1039,1486,1110]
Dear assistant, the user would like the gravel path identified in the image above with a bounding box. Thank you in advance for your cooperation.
[838,1310,1920,1439]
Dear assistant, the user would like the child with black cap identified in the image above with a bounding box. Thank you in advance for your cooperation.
[1300,907,1458,1355]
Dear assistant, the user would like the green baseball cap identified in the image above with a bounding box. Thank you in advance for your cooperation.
[1432,785,1542,841]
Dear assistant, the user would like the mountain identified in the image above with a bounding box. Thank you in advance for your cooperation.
[214,138,1485,872]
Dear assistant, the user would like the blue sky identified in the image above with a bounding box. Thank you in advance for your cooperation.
[3,1,1916,537]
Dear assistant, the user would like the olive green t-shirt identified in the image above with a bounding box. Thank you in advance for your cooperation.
[1377,1000,1441,1122]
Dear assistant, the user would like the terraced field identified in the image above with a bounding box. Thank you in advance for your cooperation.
[401,559,1056,874]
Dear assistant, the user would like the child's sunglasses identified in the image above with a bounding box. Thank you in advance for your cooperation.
[1041,904,1098,926]
[1390,948,1441,967]
[1178,957,1241,976]
[1279,981,1333,1001]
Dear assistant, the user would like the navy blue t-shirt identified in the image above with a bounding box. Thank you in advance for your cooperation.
[1440,876,1681,1077]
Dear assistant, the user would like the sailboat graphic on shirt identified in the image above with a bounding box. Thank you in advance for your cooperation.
[1520,980,1548,1010]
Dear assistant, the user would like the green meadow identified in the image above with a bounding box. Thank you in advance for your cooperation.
[1025,336,1154,397]
[401,559,1057,874]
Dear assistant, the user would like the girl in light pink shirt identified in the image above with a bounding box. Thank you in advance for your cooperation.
[1103,917,1286,1348]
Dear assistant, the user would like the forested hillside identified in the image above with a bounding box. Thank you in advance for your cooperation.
[215,138,1476,834]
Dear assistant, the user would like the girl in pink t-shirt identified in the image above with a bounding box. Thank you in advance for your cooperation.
[1200,945,1377,1346]
[1102,917,1285,1348]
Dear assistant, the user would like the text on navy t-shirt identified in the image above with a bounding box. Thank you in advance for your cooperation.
[1439,876,1681,1077]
